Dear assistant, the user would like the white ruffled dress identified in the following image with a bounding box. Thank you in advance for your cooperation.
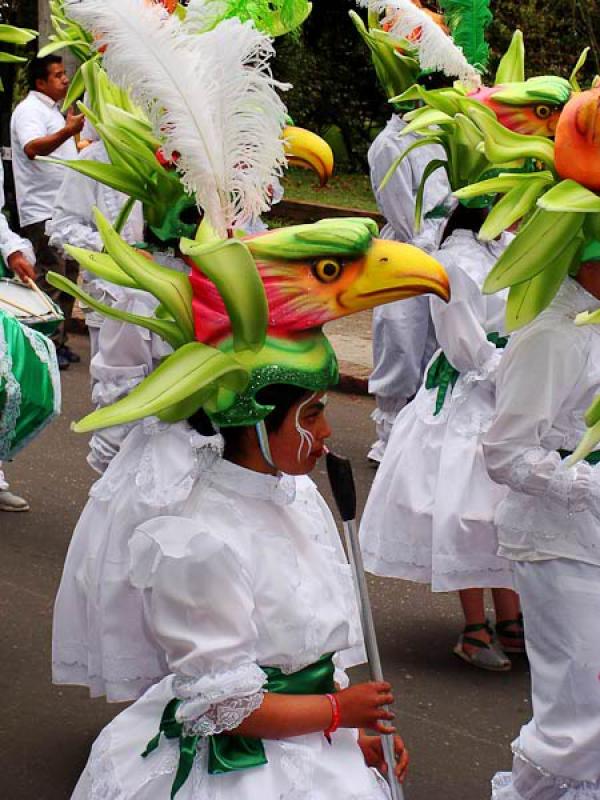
[360,229,514,592]
[53,418,224,701]
[70,458,389,800]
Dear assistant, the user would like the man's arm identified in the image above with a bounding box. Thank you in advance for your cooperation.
[23,107,84,160]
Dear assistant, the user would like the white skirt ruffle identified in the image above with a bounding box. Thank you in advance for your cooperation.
[71,677,390,800]
[360,358,513,592]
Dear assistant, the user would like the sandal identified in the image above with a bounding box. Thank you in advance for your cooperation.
[453,621,511,672]
[495,615,526,655]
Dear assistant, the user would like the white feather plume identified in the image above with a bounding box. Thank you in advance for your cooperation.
[355,0,482,89]
[66,0,289,236]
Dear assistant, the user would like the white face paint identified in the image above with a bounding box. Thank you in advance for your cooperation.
[295,393,328,462]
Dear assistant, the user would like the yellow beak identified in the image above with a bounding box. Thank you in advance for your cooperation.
[283,126,334,187]
[340,239,450,312]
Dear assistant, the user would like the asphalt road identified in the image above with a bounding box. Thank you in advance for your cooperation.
[0,333,530,799]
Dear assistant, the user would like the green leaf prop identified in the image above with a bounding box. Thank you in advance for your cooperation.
[180,238,267,353]
[505,229,584,330]
[46,271,188,349]
[477,173,555,241]
[484,209,584,293]
[95,210,195,342]
[538,181,600,214]
[467,106,556,172]
[63,247,138,289]
[0,24,37,45]
[187,0,312,37]
[72,343,249,432]
[38,156,153,204]
[495,29,525,84]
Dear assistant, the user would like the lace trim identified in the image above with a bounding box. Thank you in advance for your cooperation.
[183,690,265,737]
[173,662,267,736]
[90,421,224,507]
[512,746,600,793]
[0,323,22,458]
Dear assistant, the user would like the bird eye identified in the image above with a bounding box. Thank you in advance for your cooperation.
[534,104,552,120]
[313,259,342,283]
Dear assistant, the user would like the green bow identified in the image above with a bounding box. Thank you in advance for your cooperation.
[142,654,335,797]
[426,332,508,416]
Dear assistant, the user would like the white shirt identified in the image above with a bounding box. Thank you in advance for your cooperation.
[0,160,35,264]
[46,140,144,256]
[45,140,144,330]
[368,114,454,401]
[10,91,77,227]
[484,278,600,566]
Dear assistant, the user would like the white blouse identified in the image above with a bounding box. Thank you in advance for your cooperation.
[484,278,600,566]
[128,458,366,731]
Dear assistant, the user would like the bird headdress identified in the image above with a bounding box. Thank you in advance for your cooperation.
[49,0,449,435]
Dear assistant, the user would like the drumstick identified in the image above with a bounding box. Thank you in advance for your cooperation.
[0,296,45,320]
[25,278,56,313]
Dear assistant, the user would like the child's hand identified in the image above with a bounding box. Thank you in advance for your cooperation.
[336,681,395,733]
[358,731,409,782]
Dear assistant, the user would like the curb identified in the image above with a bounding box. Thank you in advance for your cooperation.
[268,199,384,227]
[336,361,370,396]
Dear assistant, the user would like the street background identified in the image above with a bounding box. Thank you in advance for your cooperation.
[0,332,531,799]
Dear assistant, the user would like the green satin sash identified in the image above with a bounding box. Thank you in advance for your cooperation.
[425,332,508,416]
[142,654,335,798]
[0,309,58,459]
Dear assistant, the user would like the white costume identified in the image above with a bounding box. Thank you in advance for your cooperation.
[360,229,514,592]
[46,139,145,359]
[45,141,186,473]
[368,115,453,461]
[484,278,600,799]
[52,419,219,700]
[69,457,389,800]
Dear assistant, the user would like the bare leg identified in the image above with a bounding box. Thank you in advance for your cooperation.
[459,588,491,655]
[492,588,524,652]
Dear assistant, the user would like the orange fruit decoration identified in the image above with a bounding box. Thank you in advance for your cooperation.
[555,87,600,192]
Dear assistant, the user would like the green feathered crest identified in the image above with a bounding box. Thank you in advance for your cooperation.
[438,0,492,73]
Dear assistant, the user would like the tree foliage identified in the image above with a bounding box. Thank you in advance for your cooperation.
[273,0,600,170]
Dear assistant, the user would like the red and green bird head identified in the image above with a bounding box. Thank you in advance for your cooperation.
[469,77,572,138]
[49,214,449,431]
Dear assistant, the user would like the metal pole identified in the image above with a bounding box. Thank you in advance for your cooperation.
[326,451,405,800]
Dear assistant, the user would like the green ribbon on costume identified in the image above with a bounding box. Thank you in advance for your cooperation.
[142,654,335,798]
[559,449,600,466]
[425,332,508,416]
[0,309,58,460]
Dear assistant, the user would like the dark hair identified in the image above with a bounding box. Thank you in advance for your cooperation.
[188,383,311,457]
[28,55,63,90]
[440,203,488,246]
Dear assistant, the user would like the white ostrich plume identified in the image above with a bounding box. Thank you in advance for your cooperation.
[355,0,482,89]
[66,0,289,236]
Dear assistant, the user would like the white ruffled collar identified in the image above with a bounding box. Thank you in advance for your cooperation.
[211,458,297,506]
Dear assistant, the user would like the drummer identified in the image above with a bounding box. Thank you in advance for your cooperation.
[0,159,34,512]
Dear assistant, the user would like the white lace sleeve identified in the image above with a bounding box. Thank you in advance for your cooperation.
[173,663,267,736]
[499,446,594,513]
[129,518,266,737]
[484,325,600,516]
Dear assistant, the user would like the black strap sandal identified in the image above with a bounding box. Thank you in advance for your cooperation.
[453,621,511,672]
[495,615,526,655]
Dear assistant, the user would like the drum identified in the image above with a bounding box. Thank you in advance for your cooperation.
[0,278,63,336]
[0,309,61,460]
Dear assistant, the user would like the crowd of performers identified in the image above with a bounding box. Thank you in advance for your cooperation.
[2,0,600,798]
